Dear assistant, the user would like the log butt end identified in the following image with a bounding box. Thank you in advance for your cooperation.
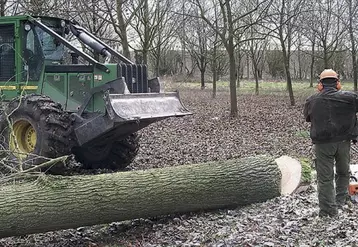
[275,156,302,195]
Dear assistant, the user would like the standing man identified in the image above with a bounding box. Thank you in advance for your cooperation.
[304,69,358,217]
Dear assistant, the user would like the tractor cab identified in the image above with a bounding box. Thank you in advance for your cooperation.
[0,16,68,88]
[22,18,67,81]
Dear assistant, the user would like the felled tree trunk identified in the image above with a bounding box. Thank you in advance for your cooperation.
[0,155,301,238]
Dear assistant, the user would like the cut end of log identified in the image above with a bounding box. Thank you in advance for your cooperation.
[275,156,302,195]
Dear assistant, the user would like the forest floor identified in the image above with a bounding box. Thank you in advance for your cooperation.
[1,80,358,246]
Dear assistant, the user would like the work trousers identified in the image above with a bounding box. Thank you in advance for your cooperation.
[315,140,351,215]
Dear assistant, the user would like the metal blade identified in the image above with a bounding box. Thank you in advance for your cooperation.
[106,92,192,121]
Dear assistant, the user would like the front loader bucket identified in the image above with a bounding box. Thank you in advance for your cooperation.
[73,91,191,146]
[105,91,191,121]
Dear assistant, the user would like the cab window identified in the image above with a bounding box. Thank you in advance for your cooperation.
[0,24,15,81]
[22,24,44,81]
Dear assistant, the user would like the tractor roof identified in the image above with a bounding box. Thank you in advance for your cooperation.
[0,15,70,24]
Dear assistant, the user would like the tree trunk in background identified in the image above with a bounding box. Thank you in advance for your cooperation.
[229,50,238,117]
[213,67,217,98]
[142,0,149,65]
[200,68,205,89]
[226,0,238,117]
[283,51,295,106]
[0,0,6,16]
[348,0,358,91]
[0,156,295,238]
[246,55,250,79]
[236,46,242,88]
[155,46,161,77]
[323,41,329,69]
[310,39,315,88]
[237,66,241,88]
[181,1,186,74]
[92,0,99,61]
[116,0,131,60]
[254,68,259,95]
[279,14,295,105]
[297,38,302,80]
[212,29,219,98]
[250,46,259,95]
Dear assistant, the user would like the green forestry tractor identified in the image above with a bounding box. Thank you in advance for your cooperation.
[0,15,191,173]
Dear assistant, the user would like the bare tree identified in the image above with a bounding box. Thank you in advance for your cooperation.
[92,0,146,60]
[206,10,228,98]
[209,35,219,98]
[208,40,229,98]
[11,0,67,15]
[174,0,189,75]
[192,0,271,117]
[244,3,269,95]
[150,1,178,77]
[127,0,174,66]
[182,7,212,89]
[305,30,317,87]
[264,0,307,106]
[193,0,237,116]
[309,36,317,87]
[75,0,148,61]
[297,1,318,87]
[73,1,113,49]
[248,36,268,95]
[0,0,20,15]
[295,36,303,80]
[309,0,347,70]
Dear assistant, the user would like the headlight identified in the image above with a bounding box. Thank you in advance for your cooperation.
[24,24,31,31]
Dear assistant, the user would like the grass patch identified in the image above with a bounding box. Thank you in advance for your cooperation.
[295,130,310,138]
[300,157,313,184]
[170,80,358,99]
[170,80,317,98]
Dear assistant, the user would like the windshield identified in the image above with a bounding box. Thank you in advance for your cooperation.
[34,26,64,62]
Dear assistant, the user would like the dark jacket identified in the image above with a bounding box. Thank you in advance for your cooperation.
[304,88,358,144]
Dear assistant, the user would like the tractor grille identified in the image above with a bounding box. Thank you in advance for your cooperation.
[117,64,148,93]
[0,24,15,81]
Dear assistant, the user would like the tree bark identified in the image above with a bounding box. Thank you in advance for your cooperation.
[0,155,301,238]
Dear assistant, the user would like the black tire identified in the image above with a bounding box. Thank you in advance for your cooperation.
[73,133,140,171]
[0,94,73,172]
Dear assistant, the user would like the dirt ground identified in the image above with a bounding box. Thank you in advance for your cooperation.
[1,83,358,246]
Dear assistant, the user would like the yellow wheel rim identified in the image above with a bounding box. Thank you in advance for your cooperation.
[9,120,37,159]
